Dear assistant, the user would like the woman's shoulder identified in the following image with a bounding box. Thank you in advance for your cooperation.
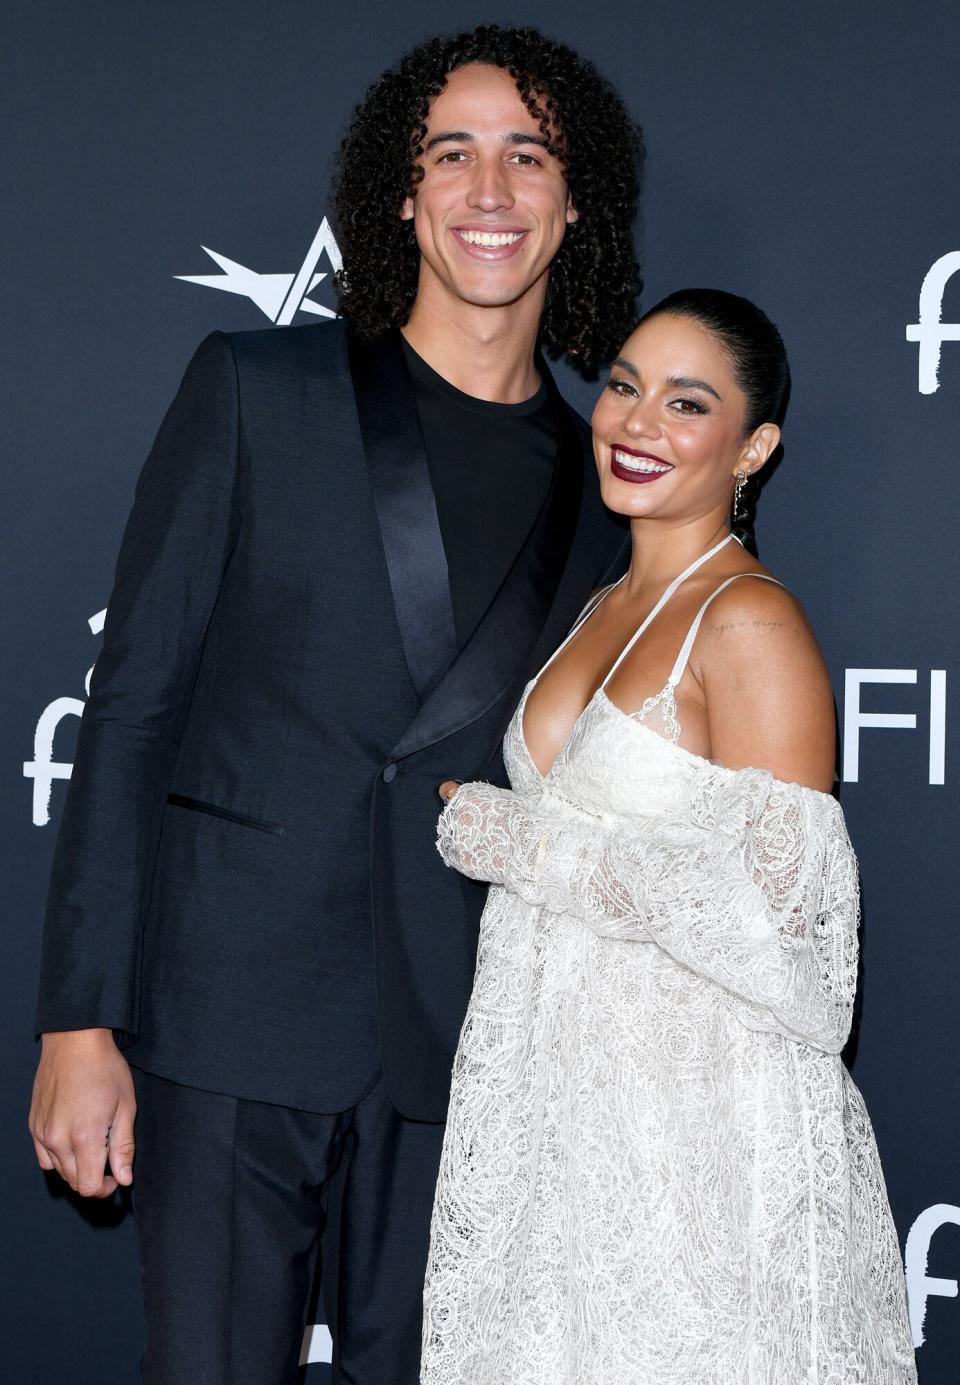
[695,567,827,683]
[692,567,836,792]
[700,564,812,635]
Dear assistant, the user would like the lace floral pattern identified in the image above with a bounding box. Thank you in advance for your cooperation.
[421,683,916,1384]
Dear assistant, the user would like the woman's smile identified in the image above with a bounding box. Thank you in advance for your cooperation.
[610,444,675,484]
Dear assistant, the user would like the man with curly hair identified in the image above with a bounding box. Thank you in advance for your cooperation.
[30,24,641,1384]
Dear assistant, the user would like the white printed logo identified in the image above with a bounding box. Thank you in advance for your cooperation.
[905,1203,960,1347]
[843,668,946,784]
[24,608,105,826]
[176,219,342,324]
[906,252,960,393]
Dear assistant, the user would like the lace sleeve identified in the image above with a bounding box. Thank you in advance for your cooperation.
[436,773,859,1054]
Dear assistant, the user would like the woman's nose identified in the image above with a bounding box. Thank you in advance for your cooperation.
[623,403,661,440]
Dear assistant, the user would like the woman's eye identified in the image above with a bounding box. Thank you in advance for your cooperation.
[606,378,638,398]
[670,397,708,415]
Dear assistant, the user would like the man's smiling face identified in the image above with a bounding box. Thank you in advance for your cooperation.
[401,63,577,314]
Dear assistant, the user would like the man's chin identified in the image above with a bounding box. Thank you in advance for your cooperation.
[442,273,546,312]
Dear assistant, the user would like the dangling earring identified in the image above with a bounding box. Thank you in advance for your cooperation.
[733,468,749,518]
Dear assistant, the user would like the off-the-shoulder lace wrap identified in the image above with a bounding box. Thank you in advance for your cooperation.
[425,694,916,1384]
[437,766,858,1054]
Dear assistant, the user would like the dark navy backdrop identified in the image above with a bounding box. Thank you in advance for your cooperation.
[4,1,958,1379]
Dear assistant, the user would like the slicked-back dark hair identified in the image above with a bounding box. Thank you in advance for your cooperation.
[641,289,790,432]
[332,25,643,376]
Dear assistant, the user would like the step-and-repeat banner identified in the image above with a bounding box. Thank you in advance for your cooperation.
[4,1,958,1380]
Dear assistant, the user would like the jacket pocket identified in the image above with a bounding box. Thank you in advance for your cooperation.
[166,793,285,837]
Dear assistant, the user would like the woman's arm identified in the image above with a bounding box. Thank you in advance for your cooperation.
[437,770,856,1053]
[438,582,856,1053]
[694,577,836,792]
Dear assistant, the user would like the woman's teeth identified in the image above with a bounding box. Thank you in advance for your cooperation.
[612,450,672,474]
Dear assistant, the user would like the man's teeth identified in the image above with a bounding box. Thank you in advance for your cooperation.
[458,230,524,247]
[613,451,672,474]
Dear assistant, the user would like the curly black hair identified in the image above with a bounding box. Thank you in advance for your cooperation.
[332,24,643,376]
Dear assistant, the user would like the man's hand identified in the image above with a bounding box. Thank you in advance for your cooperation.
[29,1028,136,1198]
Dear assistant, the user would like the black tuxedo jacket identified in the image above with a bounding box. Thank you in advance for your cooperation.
[36,323,627,1121]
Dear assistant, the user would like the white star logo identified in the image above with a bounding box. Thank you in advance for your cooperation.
[175,218,342,324]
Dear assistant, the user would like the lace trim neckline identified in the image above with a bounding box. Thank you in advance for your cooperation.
[515,680,841,807]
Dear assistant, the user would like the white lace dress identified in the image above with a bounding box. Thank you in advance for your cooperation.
[421,543,916,1385]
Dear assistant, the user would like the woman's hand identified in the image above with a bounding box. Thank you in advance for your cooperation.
[436,781,533,886]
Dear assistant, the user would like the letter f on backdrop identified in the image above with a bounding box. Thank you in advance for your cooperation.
[905,1204,960,1347]
[906,251,960,393]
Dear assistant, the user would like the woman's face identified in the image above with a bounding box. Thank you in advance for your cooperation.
[591,313,773,522]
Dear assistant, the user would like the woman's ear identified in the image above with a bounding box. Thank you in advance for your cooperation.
[737,422,781,478]
[566,191,579,226]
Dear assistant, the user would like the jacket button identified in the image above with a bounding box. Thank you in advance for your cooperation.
[382,763,397,783]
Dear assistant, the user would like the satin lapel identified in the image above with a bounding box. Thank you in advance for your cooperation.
[348,330,458,702]
[525,405,630,678]
[390,362,620,761]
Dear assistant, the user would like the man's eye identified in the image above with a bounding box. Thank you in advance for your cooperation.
[510,152,541,166]
[438,151,468,163]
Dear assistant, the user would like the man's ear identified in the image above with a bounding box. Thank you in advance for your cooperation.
[566,192,579,226]
[400,195,415,222]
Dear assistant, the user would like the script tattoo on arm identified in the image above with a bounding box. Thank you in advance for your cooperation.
[707,618,787,635]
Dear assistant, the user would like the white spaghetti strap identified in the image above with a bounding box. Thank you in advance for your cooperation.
[578,583,616,626]
[597,532,737,692]
[534,580,625,681]
[667,572,786,687]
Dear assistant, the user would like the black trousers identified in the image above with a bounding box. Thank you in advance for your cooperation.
[131,1067,446,1384]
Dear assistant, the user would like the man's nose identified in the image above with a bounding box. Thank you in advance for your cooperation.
[465,158,515,213]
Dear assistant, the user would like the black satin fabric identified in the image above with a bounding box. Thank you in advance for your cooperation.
[348,333,458,702]
[400,334,558,650]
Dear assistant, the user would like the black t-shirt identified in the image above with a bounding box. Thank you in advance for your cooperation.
[401,337,558,649]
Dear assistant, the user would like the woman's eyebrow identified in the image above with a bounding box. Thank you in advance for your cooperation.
[665,373,722,400]
[611,356,639,378]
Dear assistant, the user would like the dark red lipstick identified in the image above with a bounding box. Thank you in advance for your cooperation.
[609,444,674,485]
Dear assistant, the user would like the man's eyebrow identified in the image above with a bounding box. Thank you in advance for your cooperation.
[424,130,552,151]
[665,373,722,400]
[425,130,473,150]
[504,131,551,149]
